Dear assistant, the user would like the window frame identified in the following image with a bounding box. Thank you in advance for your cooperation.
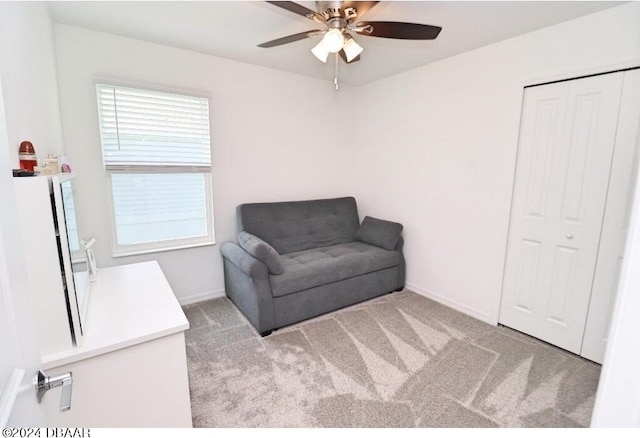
[95,79,215,257]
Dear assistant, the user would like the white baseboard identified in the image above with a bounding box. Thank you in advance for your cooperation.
[178,289,226,306]
[178,285,497,325]
[405,282,497,326]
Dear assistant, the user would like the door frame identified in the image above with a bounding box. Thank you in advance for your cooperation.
[591,154,640,426]
[0,69,46,427]
[0,260,27,426]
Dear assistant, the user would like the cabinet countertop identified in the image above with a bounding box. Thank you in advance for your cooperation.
[42,261,189,369]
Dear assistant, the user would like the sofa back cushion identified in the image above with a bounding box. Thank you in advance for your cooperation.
[237,197,359,254]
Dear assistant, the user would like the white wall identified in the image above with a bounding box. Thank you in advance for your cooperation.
[0,1,65,166]
[53,24,357,303]
[351,3,640,324]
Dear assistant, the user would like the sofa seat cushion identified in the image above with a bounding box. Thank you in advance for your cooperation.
[270,242,400,298]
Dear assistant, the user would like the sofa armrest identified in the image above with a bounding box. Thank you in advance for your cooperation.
[355,216,403,251]
[220,241,275,335]
[238,231,284,275]
[220,241,268,278]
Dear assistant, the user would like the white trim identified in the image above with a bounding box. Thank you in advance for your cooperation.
[107,165,211,173]
[0,58,28,428]
[112,239,216,258]
[405,282,495,326]
[519,58,640,89]
[0,77,24,370]
[591,141,640,427]
[0,237,21,368]
[178,289,225,307]
[0,368,25,427]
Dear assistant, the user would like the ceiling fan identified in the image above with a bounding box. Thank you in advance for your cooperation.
[258,1,442,65]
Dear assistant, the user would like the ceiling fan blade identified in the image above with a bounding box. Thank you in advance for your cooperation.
[258,30,322,48]
[339,49,361,64]
[342,1,379,18]
[356,21,442,40]
[266,1,324,22]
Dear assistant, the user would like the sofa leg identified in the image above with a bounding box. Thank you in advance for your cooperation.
[394,287,404,292]
[260,330,273,337]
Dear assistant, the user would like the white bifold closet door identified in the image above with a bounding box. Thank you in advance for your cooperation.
[500,72,624,355]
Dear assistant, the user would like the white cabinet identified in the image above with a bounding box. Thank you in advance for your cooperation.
[13,176,192,426]
[40,262,192,427]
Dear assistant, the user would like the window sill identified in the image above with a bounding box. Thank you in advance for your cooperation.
[111,239,215,258]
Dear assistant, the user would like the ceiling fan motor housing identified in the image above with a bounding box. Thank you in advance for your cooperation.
[317,1,356,23]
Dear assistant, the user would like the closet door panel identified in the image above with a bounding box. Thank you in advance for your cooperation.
[500,73,624,353]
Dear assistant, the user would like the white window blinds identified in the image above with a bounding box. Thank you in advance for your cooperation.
[95,83,214,255]
[96,84,211,170]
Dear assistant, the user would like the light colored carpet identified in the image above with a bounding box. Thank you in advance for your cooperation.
[183,290,600,428]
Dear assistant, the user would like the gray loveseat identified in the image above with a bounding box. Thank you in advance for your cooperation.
[220,197,405,336]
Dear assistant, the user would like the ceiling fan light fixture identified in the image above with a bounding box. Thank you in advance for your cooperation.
[311,40,330,63]
[342,37,363,62]
[322,28,345,53]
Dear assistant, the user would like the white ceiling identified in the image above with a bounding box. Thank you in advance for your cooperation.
[47,1,624,86]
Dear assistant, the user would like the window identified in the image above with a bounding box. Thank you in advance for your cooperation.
[96,83,214,256]
[61,181,80,253]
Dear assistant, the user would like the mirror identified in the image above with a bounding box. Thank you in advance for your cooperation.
[60,179,91,330]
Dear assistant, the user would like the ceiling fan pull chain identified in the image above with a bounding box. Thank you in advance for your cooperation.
[334,52,339,90]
